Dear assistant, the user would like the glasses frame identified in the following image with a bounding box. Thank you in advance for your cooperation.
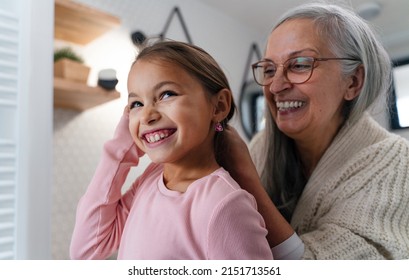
[251,56,361,86]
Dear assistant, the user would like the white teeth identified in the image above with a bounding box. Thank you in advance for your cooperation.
[276,101,305,111]
[145,131,170,143]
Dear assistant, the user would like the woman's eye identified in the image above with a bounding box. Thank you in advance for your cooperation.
[129,100,143,109]
[289,58,313,72]
[289,62,312,72]
[264,66,276,77]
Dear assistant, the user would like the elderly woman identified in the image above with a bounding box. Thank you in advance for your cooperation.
[223,2,409,259]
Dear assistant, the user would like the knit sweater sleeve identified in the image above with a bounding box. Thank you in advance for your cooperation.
[70,114,145,260]
[296,136,409,259]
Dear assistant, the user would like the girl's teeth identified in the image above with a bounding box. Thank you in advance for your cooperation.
[145,131,170,143]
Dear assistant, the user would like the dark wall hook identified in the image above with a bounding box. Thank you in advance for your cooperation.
[131,6,193,46]
[159,7,193,44]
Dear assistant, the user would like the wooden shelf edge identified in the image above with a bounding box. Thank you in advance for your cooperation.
[54,0,121,45]
[54,77,120,111]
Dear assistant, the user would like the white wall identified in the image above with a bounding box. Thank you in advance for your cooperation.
[52,0,409,260]
[52,0,263,259]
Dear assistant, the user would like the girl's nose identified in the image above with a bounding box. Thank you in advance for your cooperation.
[140,104,160,125]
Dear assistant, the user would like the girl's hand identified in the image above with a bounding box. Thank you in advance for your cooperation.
[105,105,144,165]
[123,104,130,116]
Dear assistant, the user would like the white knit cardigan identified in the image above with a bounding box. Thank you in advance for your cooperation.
[250,113,409,259]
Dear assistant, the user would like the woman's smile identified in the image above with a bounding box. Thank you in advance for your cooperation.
[276,100,306,113]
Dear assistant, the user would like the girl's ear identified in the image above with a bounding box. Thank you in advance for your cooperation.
[213,89,232,121]
[344,65,365,101]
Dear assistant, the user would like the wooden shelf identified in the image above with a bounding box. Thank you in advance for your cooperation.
[54,0,120,45]
[54,77,120,111]
[53,0,121,111]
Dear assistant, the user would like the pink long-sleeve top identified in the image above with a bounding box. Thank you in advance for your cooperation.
[70,115,273,260]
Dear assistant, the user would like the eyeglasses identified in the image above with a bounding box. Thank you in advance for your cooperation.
[251,56,361,86]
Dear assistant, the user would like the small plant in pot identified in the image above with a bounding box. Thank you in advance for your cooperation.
[54,47,90,84]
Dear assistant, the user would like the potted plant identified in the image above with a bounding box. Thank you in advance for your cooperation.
[54,47,90,84]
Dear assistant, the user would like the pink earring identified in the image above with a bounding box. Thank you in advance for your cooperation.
[215,122,223,132]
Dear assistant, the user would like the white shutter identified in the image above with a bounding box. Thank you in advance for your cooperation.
[0,8,18,260]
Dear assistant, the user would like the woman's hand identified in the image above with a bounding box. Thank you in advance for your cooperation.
[218,126,260,188]
[220,126,295,247]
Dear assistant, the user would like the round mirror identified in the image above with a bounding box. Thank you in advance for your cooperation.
[239,80,265,140]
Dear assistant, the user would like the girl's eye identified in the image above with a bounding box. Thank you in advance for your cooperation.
[160,91,177,100]
[129,100,143,109]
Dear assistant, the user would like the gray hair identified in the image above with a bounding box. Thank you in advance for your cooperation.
[260,2,392,221]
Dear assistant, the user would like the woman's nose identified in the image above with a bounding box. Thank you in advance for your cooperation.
[268,67,291,95]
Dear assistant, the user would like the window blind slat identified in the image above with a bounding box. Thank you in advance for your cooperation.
[0,7,18,260]
[0,251,13,259]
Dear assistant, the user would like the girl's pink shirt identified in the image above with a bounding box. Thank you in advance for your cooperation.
[70,115,273,260]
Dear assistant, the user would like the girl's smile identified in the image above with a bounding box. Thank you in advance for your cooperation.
[142,128,176,144]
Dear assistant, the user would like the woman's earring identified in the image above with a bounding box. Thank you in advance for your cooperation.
[215,122,223,132]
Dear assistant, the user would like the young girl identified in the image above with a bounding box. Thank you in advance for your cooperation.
[70,40,273,260]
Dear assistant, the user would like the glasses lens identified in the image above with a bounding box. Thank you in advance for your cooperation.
[253,61,276,86]
[286,57,314,84]
[252,57,316,85]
